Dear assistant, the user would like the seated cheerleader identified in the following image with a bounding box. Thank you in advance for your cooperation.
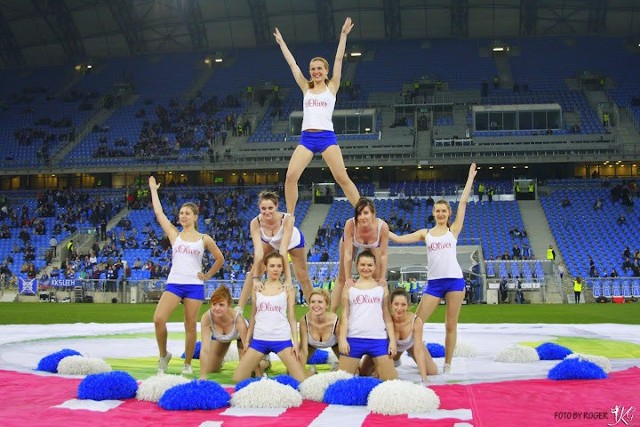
[360,288,438,384]
[199,285,270,379]
[232,252,306,383]
[299,288,339,376]
[337,250,397,380]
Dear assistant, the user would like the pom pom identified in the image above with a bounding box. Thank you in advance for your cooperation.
[235,377,260,392]
[565,353,611,373]
[231,379,302,408]
[426,343,445,358]
[137,374,190,402]
[57,356,112,375]
[367,380,440,415]
[78,371,138,401]
[453,341,477,358]
[223,345,240,362]
[180,341,201,359]
[324,377,382,406]
[299,370,353,402]
[159,379,230,410]
[37,349,82,373]
[271,374,300,390]
[495,345,540,363]
[536,342,573,360]
[548,358,607,380]
[308,349,330,364]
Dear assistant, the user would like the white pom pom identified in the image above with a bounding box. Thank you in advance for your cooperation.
[453,341,477,358]
[223,345,240,362]
[231,379,302,408]
[57,356,112,375]
[136,374,191,402]
[367,380,440,415]
[495,345,540,363]
[298,370,353,401]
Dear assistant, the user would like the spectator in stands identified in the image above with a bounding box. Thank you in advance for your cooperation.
[236,191,312,312]
[593,198,603,210]
[273,18,360,215]
[233,252,305,383]
[199,285,269,379]
[514,280,525,304]
[336,250,396,380]
[149,176,225,376]
[389,163,476,374]
[330,197,389,312]
[360,288,437,384]
[298,288,339,376]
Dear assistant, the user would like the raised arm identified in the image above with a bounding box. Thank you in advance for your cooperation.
[148,176,178,242]
[273,27,308,92]
[389,229,427,245]
[328,17,354,94]
[450,163,477,237]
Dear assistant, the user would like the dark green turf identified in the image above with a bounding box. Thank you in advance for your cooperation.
[0,301,638,325]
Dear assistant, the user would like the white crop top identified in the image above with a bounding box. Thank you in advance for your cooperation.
[253,290,291,341]
[301,88,335,131]
[258,213,302,251]
[305,313,338,349]
[425,230,463,280]
[166,234,204,284]
[346,286,387,339]
[209,310,246,343]
[396,315,417,353]
[348,217,383,249]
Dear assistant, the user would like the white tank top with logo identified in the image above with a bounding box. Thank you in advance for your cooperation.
[301,88,335,131]
[425,230,463,280]
[253,290,291,341]
[166,234,204,284]
[347,286,387,339]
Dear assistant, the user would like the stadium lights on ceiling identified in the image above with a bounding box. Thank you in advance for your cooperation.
[491,41,510,54]
[350,51,362,57]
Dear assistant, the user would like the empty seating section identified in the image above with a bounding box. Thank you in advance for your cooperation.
[0,66,91,168]
[541,181,640,279]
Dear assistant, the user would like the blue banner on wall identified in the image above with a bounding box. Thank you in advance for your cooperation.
[18,277,37,295]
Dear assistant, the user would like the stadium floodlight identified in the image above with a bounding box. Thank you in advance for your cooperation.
[491,41,510,54]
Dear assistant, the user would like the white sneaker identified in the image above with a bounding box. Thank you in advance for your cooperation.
[158,352,172,373]
[443,363,452,374]
[181,364,193,375]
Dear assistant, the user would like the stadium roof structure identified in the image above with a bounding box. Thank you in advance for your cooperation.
[1,0,640,68]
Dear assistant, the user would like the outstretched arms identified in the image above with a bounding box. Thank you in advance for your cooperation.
[274,27,308,92]
[329,17,354,94]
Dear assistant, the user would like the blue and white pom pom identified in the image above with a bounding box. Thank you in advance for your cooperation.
[324,377,383,406]
[159,379,230,410]
[536,342,573,360]
[137,374,190,402]
[231,378,302,408]
[78,371,138,400]
[180,341,201,359]
[426,343,445,358]
[308,349,330,364]
[37,348,82,373]
[299,370,354,401]
[565,353,611,373]
[548,358,607,380]
[495,345,540,363]
[57,356,112,376]
[367,380,440,415]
